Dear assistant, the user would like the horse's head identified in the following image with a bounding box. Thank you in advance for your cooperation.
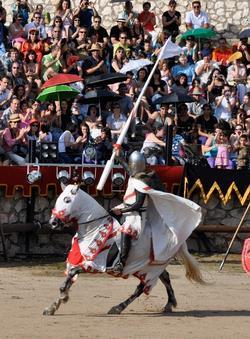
[50,184,81,230]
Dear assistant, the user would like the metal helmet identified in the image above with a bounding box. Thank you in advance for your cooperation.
[128,151,146,176]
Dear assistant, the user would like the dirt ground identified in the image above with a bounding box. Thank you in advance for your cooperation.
[0,255,250,339]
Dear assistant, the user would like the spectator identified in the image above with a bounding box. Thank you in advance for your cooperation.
[175,103,196,143]
[87,15,109,48]
[207,68,226,102]
[80,43,107,77]
[73,0,98,29]
[212,37,232,75]
[21,27,44,63]
[131,17,144,48]
[214,131,232,169]
[141,126,166,165]
[187,87,207,118]
[8,13,25,42]
[2,113,27,165]
[113,32,131,58]
[0,76,13,112]
[171,73,189,95]
[146,104,173,131]
[181,35,198,64]
[9,61,26,90]
[84,104,102,130]
[41,45,62,81]
[195,50,218,86]
[72,26,90,59]
[24,11,47,40]
[111,47,127,73]
[214,84,236,122]
[68,16,81,40]
[162,0,181,39]
[106,103,127,143]
[4,47,21,74]
[196,103,218,144]
[119,1,138,29]
[171,54,195,85]
[148,69,168,107]
[56,0,73,38]
[48,16,67,40]
[138,2,157,46]
[23,50,41,88]
[117,83,134,116]
[1,97,21,128]
[95,126,113,164]
[12,0,31,27]
[110,15,132,45]
[235,134,250,170]
[185,1,209,29]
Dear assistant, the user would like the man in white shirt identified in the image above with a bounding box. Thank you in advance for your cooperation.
[195,50,218,85]
[185,1,209,29]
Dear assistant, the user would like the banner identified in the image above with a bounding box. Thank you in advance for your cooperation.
[182,164,250,205]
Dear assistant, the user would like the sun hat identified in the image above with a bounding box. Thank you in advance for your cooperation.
[89,43,102,52]
[117,14,126,22]
[29,118,39,125]
[9,113,21,122]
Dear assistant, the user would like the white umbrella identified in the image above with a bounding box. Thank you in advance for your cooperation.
[120,59,153,74]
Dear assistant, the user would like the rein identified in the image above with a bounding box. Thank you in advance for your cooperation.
[78,214,110,225]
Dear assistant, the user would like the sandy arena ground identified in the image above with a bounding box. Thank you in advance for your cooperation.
[0,255,250,339]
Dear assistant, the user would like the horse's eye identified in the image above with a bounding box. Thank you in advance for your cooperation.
[63,197,71,203]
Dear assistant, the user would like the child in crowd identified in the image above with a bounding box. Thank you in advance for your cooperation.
[214,132,232,169]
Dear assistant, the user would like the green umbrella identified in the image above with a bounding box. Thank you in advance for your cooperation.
[37,84,80,102]
[181,28,216,40]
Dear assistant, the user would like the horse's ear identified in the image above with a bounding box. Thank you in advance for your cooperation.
[71,185,80,195]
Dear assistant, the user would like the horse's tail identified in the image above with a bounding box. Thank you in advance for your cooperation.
[177,242,205,284]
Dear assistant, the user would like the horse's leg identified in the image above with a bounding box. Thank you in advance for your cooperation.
[108,282,144,315]
[159,270,177,313]
[43,266,83,316]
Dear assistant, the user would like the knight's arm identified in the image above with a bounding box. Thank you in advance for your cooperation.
[116,155,131,176]
[120,189,146,213]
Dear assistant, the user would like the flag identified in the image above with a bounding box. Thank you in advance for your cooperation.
[158,36,182,60]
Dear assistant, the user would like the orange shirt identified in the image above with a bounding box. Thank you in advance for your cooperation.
[212,47,232,66]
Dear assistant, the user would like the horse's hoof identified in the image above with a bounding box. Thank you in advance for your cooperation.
[107,306,122,315]
[43,307,55,316]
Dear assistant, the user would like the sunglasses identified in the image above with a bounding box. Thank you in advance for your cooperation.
[79,31,87,33]
[193,5,200,8]
[34,16,41,19]
[120,37,127,39]
[30,32,38,35]
[95,20,101,23]
[31,124,39,127]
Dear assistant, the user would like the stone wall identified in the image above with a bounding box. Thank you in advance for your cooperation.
[0,187,249,258]
[3,0,250,39]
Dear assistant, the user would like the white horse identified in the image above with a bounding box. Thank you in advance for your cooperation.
[43,184,205,315]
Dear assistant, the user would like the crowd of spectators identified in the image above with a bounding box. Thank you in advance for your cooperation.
[0,0,249,169]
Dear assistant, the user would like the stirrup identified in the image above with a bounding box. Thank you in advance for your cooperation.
[112,261,124,274]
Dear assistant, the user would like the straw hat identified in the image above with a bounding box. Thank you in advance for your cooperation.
[89,43,102,52]
[9,113,21,123]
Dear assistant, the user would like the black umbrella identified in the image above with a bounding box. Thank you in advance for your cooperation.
[85,73,128,88]
[154,93,195,105]
[78,89,121,104]
[239,29,250,39]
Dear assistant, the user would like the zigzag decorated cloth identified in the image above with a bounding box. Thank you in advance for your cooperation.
[182,164,250,205]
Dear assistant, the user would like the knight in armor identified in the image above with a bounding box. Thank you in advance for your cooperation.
[111,147,165,273]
